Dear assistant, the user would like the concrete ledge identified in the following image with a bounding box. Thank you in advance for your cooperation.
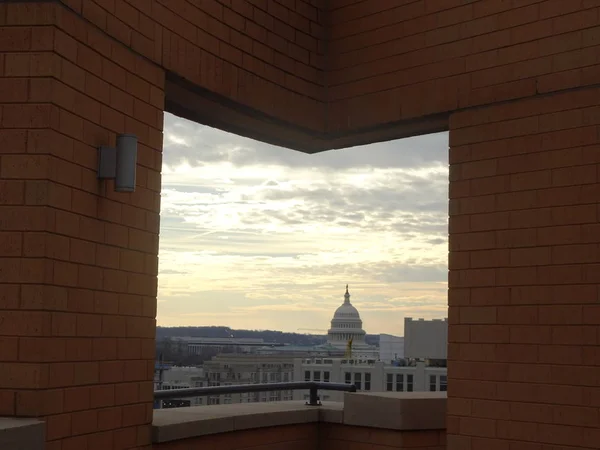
[153,401,328,443]
[343,391,446,431]
[0,418,45,450]
[152,393,446,444]
[319,401,343,424]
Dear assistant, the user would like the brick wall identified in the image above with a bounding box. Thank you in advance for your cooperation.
[326,3,600,449]
[59,0,326,134]
[447,89,600,449]
[43,1,600,145]
[3,1,600,450]
[0,2,163,449]
[152,423,445,450]
[320,424,446,449]
[153,424,318,450]
[327,1,600,136]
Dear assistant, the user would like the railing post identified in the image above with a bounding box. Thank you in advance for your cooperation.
[306,384,321,406]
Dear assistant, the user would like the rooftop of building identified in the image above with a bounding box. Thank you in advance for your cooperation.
[0,390,449,450]
[151,391,446,449]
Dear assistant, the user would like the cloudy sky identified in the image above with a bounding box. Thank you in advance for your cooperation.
[157,113,449,336]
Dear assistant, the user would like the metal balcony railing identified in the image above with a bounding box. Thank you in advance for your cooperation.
[154,381,357,406]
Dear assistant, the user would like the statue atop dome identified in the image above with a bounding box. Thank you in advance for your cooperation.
[344,284,350,304]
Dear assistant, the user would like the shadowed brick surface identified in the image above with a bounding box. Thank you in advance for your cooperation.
[0,3,162,449]
[153,423,445,450]
[446,88,600,450]
[324,1,600,148]
[1,1,599,449]
[321,424,446,449]
[59,0,326,141]
[154,424,318,450]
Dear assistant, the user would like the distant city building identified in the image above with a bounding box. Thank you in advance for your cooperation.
[170,336,284,355]
[379,334,404,363]
[294,357,447,402]
[153,365,205,409]
[254,343,344,357]
[154,354,298,408]
[154,288,449,408]
[404,317,448,360]
[160,365,205,389]
[202,354,296,404]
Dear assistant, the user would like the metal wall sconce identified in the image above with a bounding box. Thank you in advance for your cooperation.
[97,134,138,193]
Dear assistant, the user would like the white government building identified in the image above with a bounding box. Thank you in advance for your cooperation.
[325,285,378,358]
[154,286,447,407]
[293,287,446,402]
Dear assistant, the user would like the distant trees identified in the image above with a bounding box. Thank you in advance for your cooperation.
[155,326,330,346]
[154,327,382,366]
[156,337,221,366]
[156,326,382,346]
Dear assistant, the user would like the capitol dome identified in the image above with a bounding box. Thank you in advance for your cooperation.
[326,285,367,348]
[333,302,360,318]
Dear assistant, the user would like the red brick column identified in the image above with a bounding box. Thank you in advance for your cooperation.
[447,89,600,449]
[0,3,164,449]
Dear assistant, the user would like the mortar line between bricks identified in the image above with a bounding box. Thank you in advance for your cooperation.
[54,1,325,99]
[0,104,163,155]
[1,65,164,118]
[2,70,165,131]
[0,178,160,218]
[330,36,600,90]
[327,77,600,140]
[456,162,600,175]
[449,84,600,130]
[8,2,600,145]
[166,0,326,67]
[328,6,600,64]
[329,57,600,103]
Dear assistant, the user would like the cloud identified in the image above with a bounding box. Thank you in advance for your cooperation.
[232,303,332,313]
[157,113,449,335]
[160,269,190,275]
[159,165,449,248]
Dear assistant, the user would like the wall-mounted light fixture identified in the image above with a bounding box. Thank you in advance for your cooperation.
[97,134,138,193]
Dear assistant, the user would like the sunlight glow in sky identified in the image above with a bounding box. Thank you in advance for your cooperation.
[157,113,449,335]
